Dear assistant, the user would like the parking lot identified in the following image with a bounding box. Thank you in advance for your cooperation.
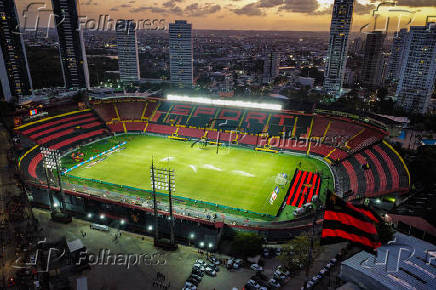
[33,209,257,289]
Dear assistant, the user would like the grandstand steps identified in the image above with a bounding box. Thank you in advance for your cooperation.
[113,104,121,121]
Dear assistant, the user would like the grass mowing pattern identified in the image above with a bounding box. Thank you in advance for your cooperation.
[63,134,332,217]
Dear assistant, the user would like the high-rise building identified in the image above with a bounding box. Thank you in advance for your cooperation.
[385,28,408,84]
[323,0,355,97]
[51,0,89,89]
[360,31,386,88]
[169,20,193,88]
[116,20,140,82]
[396,23,436,114]
[263,51,280,84]
[0,0,32,102]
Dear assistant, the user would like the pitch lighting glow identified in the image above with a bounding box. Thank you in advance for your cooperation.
[167,94,282,111]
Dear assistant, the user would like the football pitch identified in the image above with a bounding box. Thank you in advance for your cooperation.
[64,135,332,216]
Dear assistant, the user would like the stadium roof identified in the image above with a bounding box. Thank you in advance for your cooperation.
[340,233,436,290]
[388,214,436,238]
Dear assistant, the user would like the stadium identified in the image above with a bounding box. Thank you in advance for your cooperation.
[14,94,410,244]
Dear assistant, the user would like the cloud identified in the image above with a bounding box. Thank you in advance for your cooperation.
[232,3,265,16]
[354,2,377,15]
[185,3,221,17]
[81,0,98,6]
[129,6,170,14]
[279,0,319,14]
[258,0,284,8]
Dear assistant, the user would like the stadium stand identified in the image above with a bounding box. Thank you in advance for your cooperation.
[92,98,388,159]
[17,98,408,202]
[15,110,110,180]
[334,141,409,200]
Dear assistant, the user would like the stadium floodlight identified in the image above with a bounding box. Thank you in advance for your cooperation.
[208,242,213,249]
[87,213,93,218]
[41,146,65,212]
[150,160,176,248]
[147,225,153,231]
[199,241,205,248]
[167,94,282,111]
[53,202,59,208]
[189,233,195,239]
[100,214,105,220]
[120,219,126,225]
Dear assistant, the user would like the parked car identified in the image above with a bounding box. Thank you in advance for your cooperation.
[195,259,206,265]
[184,281,197,290]
[273,270,287,280]
[208,255,220,265]
[205,266,216,276]
[191,269,203,277]
[250,264,263,272]
[276,265,290,276]
[268,278,281,288]
[247,279,260,289]
[192,264,205,272]
[186,278,199,287]
[190,274,202,281]
[207,263,219,272]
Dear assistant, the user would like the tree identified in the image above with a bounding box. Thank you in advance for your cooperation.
[377,222,395,244]
[230,232,263,258]
[278,233,320,273]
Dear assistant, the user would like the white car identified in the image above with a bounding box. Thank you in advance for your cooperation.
[247,279,260,289]
[273,270,287,280]
[205,266,216,276]
[184,282,197,290]
[250,264,263,271]
[268,278,281,288]
[195,259,206,265]
[276,265,290,276]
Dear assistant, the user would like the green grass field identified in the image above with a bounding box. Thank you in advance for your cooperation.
[64,135,332,216]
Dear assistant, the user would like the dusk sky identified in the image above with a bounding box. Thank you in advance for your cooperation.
[17,0,436,31]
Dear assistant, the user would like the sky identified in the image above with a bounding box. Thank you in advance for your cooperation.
[17,0,436,31]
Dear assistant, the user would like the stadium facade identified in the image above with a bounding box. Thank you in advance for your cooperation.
[323,0,355,97]
[0,0,32,102]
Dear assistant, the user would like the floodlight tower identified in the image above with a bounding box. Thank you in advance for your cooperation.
[40,147,65,211]
[150,160,176,247]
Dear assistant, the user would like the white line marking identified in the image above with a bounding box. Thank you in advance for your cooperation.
[189,165,197,173]
[232,170,255,177]
[160,157,175,162]
[203,164,222,171]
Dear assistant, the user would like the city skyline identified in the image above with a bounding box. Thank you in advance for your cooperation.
[16,0,436,32]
